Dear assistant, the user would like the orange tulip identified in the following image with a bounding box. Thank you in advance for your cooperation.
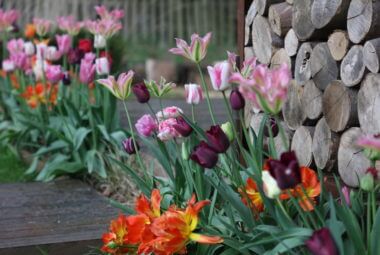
[25,23,36,38]
[241,177,264,214]
[135,189,161,220]
[21,83,58,108]
[294,167,321,211]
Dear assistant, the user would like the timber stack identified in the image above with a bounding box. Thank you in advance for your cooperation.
[243,0,380,187]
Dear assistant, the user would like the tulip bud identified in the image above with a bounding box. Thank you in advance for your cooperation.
[262,171,281,199]
[190,141,218,168]
[23,41,35,56]
[230,89,245,110]
[173,116,193,137]
[181,142,189,160]
[94,34,107,49]
[206,125,230,154]
[267,151,301,190]
[62,72,71,86]
[185,83,203,105]
[306,228,338,255]
[122,138,139,155]
[132,82,150,103]
[45,65,64,84]
[2,59,15,72]
[360,173,374,191]
[363,148,380,161]
[221,122,234,142]
[263,117,279,137]
[95,57,110,75]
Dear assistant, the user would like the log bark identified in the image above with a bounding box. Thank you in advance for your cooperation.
[311,0,350,30]
[252,15,284,64]
[312,118,340,171]
[347,0,380,44]
[282,81,306,130]
[294,42,314,86]
[268,2,293,37]
[245,0,257,46]
[357,73,380,135]
[244,46,256,60]
[270,48,292,71]
[291,126,314,167]
[363,38,380,73]
[256,0,283,16]
[274,121,293,155]
[322,80,359,132]
[302,80,323,121]
[340,45,366,87]
[338,127,371,187]
[310,43,339,91]
[327,30,350,61]
[285,29,299,57]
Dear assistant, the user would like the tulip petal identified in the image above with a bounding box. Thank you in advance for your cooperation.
[189,233,223,244]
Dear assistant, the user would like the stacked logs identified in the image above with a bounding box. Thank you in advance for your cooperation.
[244,0,380,187]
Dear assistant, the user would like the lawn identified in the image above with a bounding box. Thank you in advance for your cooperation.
[0,147,29,183]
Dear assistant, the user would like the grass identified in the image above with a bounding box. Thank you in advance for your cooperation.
[0,147,29,183]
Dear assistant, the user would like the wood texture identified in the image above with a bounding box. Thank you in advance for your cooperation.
[285,29,299,57]
[268,2,293,36]
[327,30,350,61]
[294,42,314,86]
[338,127,371,187]
[311,0,350,29]
[245,0,257,46]
[291,126,314,167]
[310,43,339,90]
[341,45,366,87]
[322,80,358,132]
[363,38,380,73]
[270,48,292,70]
[256,0,283,16]
[292,0,315,40]
[302,80,323,120]
[282,81,306,130]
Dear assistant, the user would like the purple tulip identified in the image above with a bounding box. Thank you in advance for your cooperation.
[67,48,84,65]
[267,151,301,189]
[263,117,279,137]
[306,228,338,255]
[206,125,230,154]
[173,116,193,137]
[190,141,218,168]
[62,72,71,86]
[132,82,150,103]
[122,138,139,155]
[230,89,245,110]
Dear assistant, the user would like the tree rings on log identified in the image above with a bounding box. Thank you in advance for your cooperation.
[327,30,350,61]
[294,42,313,86]
[363,38,380,73]
[270,48,292,71]
[282,81,306,130]
[341,45,366,87]
[285,29,299,57]
[268,2,293,37]
[302,80,323,121]
[291,126,314,167]
[311,0,350,30]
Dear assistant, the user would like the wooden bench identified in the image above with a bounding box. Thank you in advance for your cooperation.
[0,179,120,255]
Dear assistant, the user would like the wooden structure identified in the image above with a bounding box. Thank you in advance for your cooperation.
[240,0,380,187]
[0,179,119,255]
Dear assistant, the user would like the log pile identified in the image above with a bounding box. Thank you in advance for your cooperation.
[243,0,380,187]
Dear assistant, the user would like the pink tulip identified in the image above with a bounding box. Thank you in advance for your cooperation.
[229,56,257,85]
[79,53,96,84]
[2,59,15,72]
[0,9,20,32]
[56,34,72,55]
[45,46,61,61]
[357,134,380,152]
[33,18,51,37]
[35,43,48,60]
[46,65,63,84]
[97,70,134,100]
[95,57,110,75]
[33,58,48,80]
[85,19,122,39]
[341,186,351,207]
[23,41,35,56]
[156,106,183,121]
[185,84,203,104]
[135,114,158,137]
[7,38,24,55]
[57,16,83,36]
[207,61,231,91]
[157,118,180,141]
[94,5,124,21]
[169,32,212,63]
[12,52,30,70]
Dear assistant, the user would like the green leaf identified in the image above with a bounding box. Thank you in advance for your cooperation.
[86,150,107,178]
[263,237,306,255]
[35,140,68,156]
[73,127,91,150]
[36,155,84,181]
[370,208,380,255]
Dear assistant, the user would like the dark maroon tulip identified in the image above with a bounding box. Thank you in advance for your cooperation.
[190,141,218,168]
[62,72,71,86]
[67,48,84,65]
[206,125,230,153]
[366,167,378,179]
[230,89,245,110]
[267,151,301,189]
[306,228,338,255]
[122,138,139,155]
[263,117,279,137]
[132,82,150,103]
[173,116,193,137]
[11,23,19,33]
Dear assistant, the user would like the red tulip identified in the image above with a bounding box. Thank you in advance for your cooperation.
[206,125,230,153]
[267,151,301,189]
[78,39,93,53]
[190,141,218,168]
[306,228,338,255]
[173,116,193,137]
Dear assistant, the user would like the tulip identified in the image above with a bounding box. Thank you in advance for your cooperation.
[230,89,245,110]
[56,34,72,55]
[67,48,84,65]
[33,18,51,37]
[173,116,193,137]
[85,19,122,39]
[2,59,15,72]
[207,61,231,91]
[360,173,374,191]
[135,114,157,137]
[267,151,301,189]
[24,23,36,38]
[357,134,380,161]
[95,5,124,21]
[206,125,230,154]
[45,65,63,84]
[221,122,234,142]
[62,72,71,86]
[190,141,218,168]
[145,78,176,98]
[7,38,24,55]
[57,16,82,36]
[94,34,107,49]
[185,83,203,104]
[169,32,212,63]
[262,171,281,199]
[45,46,61,61]
[122,138,139,155]
[181,142,189,160]
[97,70,134,100]
[78,39,93,53]
[0,9,20,32]
[23,41,35,56]
[33,58,48,80]
[341,186,351,207]
[156,106,183,121]
[157,118,180,141]
[79,53,96,84]
[306,228,338,255]
[263,117,279,137]
[132,82,150,103]
[12,52,30,71]
[35,43,47,60]
[95,57,110,75]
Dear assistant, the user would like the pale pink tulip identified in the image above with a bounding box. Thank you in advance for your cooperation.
[45,65,63,84]
[357,135,380,152]
[185,83,203,104]
[12,52,30,71]
[157,118,180,141]
[207,61,231,91]
[262,171,281,199]
[23,41,35,56]
[33,58,48,80]
[156,106,183,121]
[56,34,72,55]
[135,114,158,137]
[94,5,124,21]
[0,9,20,32]
[7,38,24,55]
[57,16,83,36]
[97,70,134,100]
[95,57,110,75]
[45,46,61,61]
[85,19,122,39]
[79,53,96,84]
[2,59,15,72]
[169,32,212,63]
[33,18,51,37]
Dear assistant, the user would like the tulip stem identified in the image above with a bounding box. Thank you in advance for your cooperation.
[367,193,371,250]
[191,104,195,123]
[276,198,293,224]
[196,63,216,125]
[274,114,289,151]
[147,102,159,123]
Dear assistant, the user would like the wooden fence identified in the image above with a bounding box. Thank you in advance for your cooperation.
[0,0,236,46]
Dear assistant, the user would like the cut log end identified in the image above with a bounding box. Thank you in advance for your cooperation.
[268,2,293,37]
[302,80,323,120]
[327,30,350,61]
[284,29,299,57]
[282,81,306,131]
[294,43,313,86]
[363,38,380,73]
[341,45,366,87]
[291,126,314,167]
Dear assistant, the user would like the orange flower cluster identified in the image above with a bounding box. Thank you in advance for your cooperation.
[21,83,58,108]
[102,190,223,255]
[241,167,321,213]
